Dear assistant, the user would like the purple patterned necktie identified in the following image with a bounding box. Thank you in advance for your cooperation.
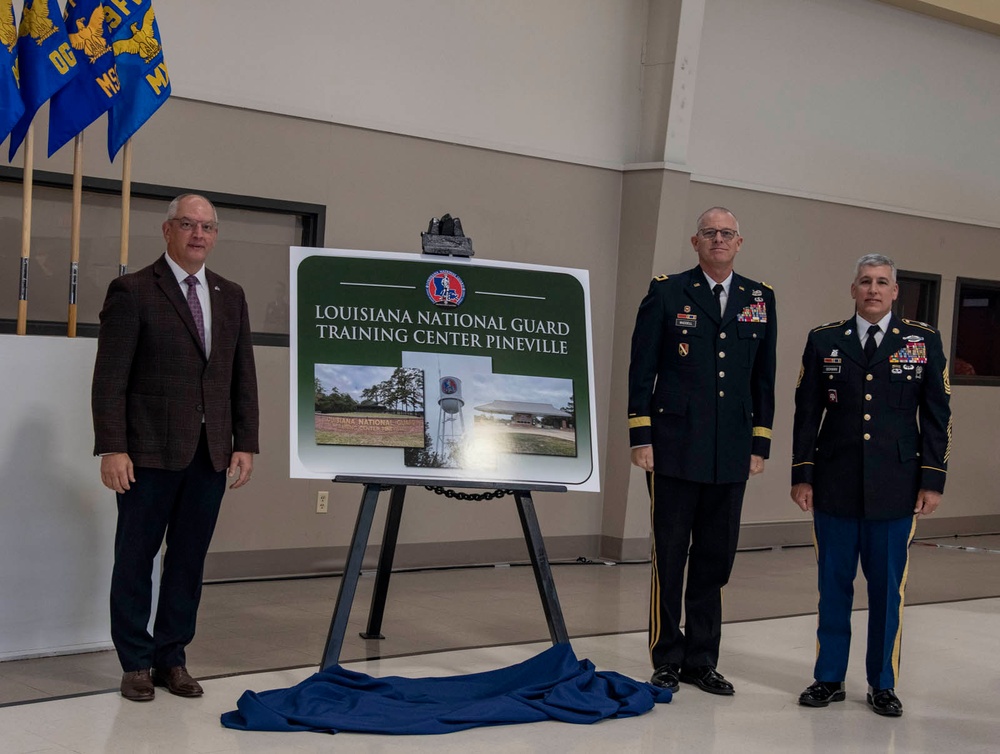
[184,275,206,349]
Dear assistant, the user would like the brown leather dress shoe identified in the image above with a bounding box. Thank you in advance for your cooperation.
[152,666,204,697]
[120,669,155,702]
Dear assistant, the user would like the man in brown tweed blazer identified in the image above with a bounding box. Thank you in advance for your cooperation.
[92,194,259,702]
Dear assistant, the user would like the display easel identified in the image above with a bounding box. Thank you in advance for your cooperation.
[320,477,569,671]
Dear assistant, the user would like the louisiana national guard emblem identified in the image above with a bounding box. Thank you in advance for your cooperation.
[112,6,161,63]
[426,269,466,308]
[68,6,111,63]
[678,343,689,358]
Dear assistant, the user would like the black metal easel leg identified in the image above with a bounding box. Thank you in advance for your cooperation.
[514,491,570,645]
[360,484,406,639]
[320,483,381,671]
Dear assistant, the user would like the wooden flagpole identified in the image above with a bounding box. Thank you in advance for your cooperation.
[118,139,132,277]
[15,124,34,336]
[67,133,84,336]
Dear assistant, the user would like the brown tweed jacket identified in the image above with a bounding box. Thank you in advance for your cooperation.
[92,254,259,471]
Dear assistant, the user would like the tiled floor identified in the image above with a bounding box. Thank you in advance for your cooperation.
[1,535,998,752]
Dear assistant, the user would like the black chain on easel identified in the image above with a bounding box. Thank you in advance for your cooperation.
[423,486,515,501]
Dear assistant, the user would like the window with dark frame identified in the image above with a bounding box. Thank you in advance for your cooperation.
[0,168,324,346]
[952,277,1000,384]
[893,270,940,328]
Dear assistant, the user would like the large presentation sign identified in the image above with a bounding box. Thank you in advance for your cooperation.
[289,248,600,491]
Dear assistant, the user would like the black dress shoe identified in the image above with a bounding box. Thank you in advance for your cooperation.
[650,663,681,691]
[867,687,903,717]
[799,680,846,707]
[152,666,204,698]
[680,666,735,695]
[120,669,154,702]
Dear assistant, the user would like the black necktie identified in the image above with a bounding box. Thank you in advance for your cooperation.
[713,283,724,315]
[864,324,880,361]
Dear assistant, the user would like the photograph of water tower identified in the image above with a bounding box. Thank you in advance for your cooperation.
[399,352,577,470]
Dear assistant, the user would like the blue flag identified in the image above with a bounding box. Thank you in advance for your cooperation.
[106,0,169,161]
[0,0,24,144]
[8,0,81,161]
[47,0,121,156]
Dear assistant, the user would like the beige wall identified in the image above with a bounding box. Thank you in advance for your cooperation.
[42,98,624,575]
[29,96,1000,576]
[20,94,1000,578]
[604,175,1000,559]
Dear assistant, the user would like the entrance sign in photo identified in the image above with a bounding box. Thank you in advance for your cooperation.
[290,248,599,491]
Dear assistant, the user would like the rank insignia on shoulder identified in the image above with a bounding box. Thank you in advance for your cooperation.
[654,274,669,281]
[761,282,773,290]
[813,320,847,332]
[902,318,934,331]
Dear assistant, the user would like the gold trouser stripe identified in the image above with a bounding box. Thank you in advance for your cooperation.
[752,426,772,439]
[648,474,660,659]
[890,516,919,683]
[812,522,821,660]
[629,416,651,429]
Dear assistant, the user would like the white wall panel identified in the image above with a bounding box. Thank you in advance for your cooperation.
[154,0,645,167]
[0,337,114,659]
[686,0,1000,226]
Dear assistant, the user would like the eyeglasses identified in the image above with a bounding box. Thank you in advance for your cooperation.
[171,218,218,234]
[696,228,739,242]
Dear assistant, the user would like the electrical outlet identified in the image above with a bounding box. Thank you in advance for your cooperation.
[316,491,329,514]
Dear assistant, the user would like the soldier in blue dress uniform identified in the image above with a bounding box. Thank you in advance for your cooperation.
[628,207,777,695]
[791,253,952,717]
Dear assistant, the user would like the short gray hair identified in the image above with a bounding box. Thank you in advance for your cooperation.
[854,253,896,282]
[696,206,740,234]
[166,194,218,223]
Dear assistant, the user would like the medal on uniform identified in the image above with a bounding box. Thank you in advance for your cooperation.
[676,313,697,328]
